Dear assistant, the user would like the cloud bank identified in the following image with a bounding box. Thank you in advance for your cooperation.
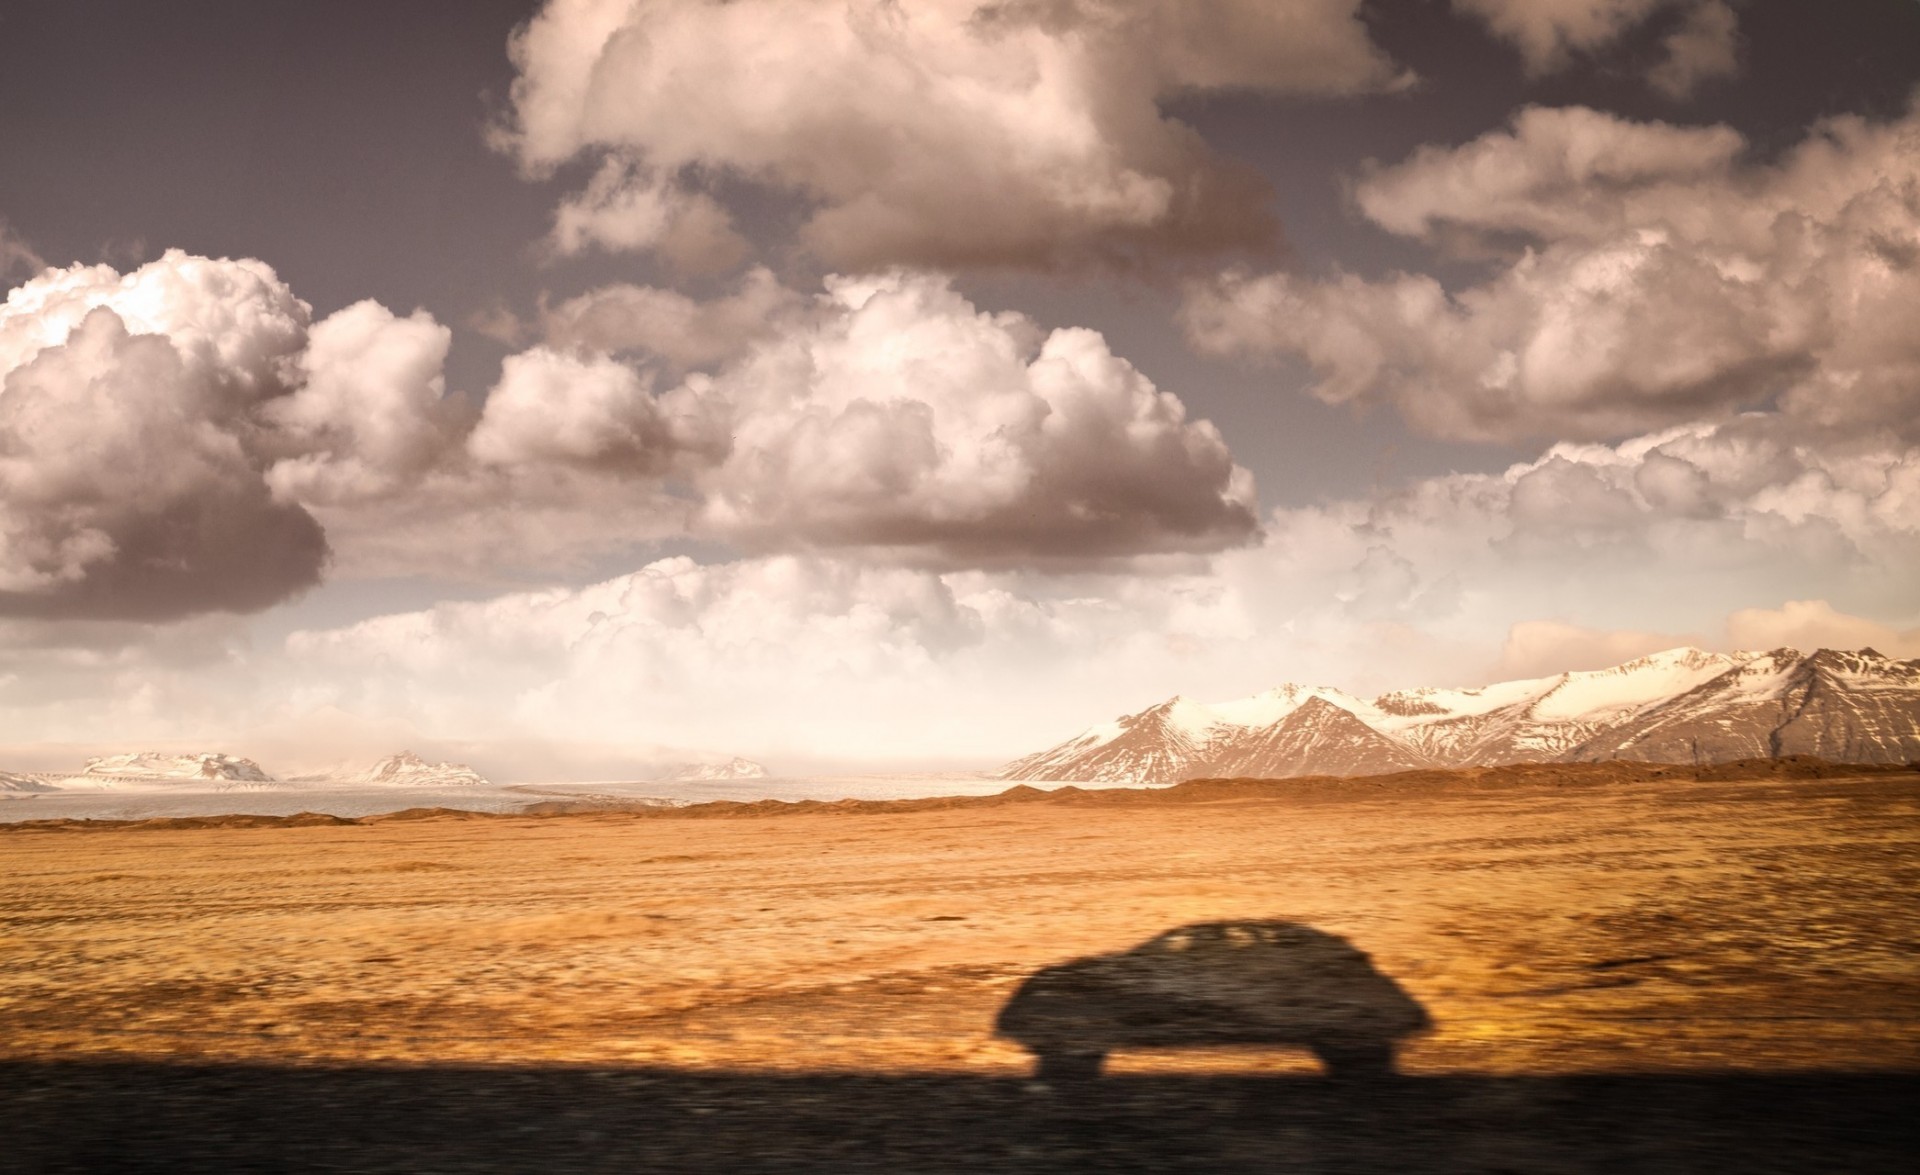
[1,254,1260,614]
[1186,102,1920,444]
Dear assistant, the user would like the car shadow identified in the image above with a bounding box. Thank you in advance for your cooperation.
[995,920,1430,1081]
[7,920,1919,1173]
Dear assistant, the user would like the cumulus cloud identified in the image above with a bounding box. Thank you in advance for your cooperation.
[0,255,329,619]
[1,247,1262,607]
[331,271,1259,574]
[498,0,1406,271]
[690,271,1259,565]
[548,155,750,273]
[264,301,470,505]
[1186,102,1920,443]
[1454,0,1739,95]
[539,266,805,368]
[0,252,525,617]
[467,346,726,473]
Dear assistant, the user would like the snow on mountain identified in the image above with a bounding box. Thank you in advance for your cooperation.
[1004,647,1920,783]
[355,751,490,787]
[83,751,274,781]
[1001,697,1224,784]
[1206,697,1434,779]
[54,752,281,790]
[1001,686,1385,785]
[662,757,769,781]
[1571,648,1920,765]
[1,771,59,794]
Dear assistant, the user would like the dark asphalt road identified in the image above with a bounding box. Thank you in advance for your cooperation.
[7,1061,1918,1173]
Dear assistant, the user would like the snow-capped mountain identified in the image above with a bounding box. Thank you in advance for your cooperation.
[661,757,769,781]
[82,751,274,782]
[0,771,58,794]
[354,751,490,788]
[1569,648,1920,764]
[1002,647,1920,784]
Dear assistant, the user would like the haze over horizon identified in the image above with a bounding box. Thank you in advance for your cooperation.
[2,0,1918,778]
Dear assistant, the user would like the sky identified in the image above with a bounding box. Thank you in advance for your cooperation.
[1,0,1917,779]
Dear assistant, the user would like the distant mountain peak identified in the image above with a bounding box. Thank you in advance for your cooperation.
[359,752,488,787]
[82,752,274,782]
[1003,647,1920,785]
[663,757,769,781]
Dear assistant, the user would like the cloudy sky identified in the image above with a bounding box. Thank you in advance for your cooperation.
[1,0,1917,778]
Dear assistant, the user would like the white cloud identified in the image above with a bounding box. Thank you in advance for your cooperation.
[499,0,1405,271]
[1454,0,1738,95]
[264,300,469,505]
[539,266,804,368]
[548,155,750,273]
[9,397,1914,768]
[334,271,1260,575]
[2,250,1267,611]
[1350,105,1746,244]
[0,252,581,613]
[0,256,328,619]
[690,271,1260,566]
[1187,102,1920,443]
[267,403,1920,763]
[467,346,725,473]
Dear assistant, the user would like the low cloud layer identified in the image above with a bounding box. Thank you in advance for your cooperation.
[8,393,1915,764]
[499,0,1405,271]
[266,399,1920,761]
[1186,102,1920,444]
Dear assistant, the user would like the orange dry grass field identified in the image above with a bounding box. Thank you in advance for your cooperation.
[4,772,1918,1076]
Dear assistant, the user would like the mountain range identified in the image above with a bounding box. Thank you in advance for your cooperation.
[3,750,493,793]
[1001,647,1920,785]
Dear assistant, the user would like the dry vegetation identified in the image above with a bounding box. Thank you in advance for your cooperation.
[5,762,1918,1077]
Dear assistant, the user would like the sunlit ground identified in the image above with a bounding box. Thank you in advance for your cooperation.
[5,770,1916,1076]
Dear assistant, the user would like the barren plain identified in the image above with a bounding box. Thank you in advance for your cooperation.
[6,764,1919,1171]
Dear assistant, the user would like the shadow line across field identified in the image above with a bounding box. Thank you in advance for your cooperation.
[7,1060,1918,1174]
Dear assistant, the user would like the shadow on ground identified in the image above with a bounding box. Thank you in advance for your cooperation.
[9,920,1917,1172]
[997,921,1430,1081]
